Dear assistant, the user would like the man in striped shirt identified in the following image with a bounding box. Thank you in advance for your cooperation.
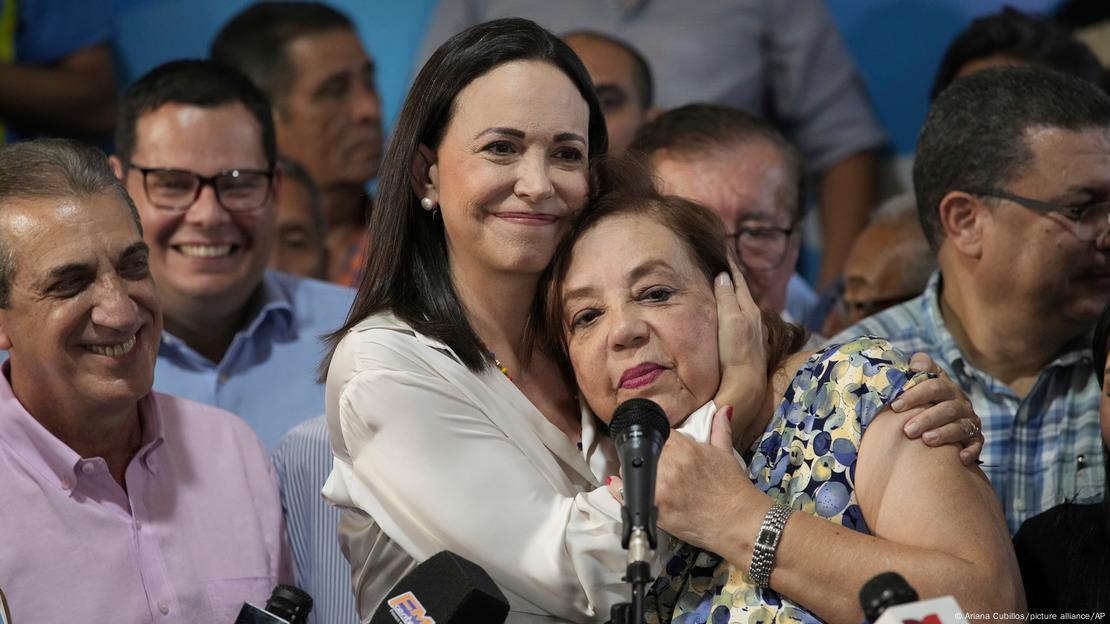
[832,66,1110,533]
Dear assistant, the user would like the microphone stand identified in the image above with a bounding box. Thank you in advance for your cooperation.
[609,516,656,624]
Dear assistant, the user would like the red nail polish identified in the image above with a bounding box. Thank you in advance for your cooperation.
[606,476,613,486]
[725,406,734,421]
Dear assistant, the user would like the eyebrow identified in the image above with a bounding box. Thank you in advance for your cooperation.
[38,241,149,287]
[474,127,587,145]
[562,259,674,305]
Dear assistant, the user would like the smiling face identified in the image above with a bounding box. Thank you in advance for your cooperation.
[423,60,591,278]
[277,28,382,189]
[0,193,162,417]
[118,102,278,321]
[561,213,720,424]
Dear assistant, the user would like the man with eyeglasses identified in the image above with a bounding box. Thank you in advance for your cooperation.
[630,103,816,324]
[832,66,1110,533]
[110,60,354,452]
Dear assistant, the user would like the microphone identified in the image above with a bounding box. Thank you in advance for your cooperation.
[859,572,963,624]
[234,584,313,624]
[609,398,670,558]
[369,551,509,624]
[608,398,670,624]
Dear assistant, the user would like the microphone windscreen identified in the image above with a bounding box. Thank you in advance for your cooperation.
[860,571,920,621]
[370,551,509,624]
[609,398,670,442]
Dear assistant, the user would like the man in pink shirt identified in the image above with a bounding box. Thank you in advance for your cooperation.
[0,138,291,622]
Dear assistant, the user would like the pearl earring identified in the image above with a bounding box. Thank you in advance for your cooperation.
[421,197,435,211]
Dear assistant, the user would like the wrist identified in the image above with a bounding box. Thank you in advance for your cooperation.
[713,489,774,570]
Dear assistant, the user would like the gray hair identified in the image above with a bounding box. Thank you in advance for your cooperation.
[0,138,142,307]
[869,191,936,289]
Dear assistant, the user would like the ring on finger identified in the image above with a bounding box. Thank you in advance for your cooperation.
[963,419,981,438]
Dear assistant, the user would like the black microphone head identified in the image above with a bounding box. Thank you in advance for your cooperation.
[859,572,920,621]
[264,585,313,624]
[371,551,510,624]
[609,398,670,442]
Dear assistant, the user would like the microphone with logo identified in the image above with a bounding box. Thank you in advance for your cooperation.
[860,572,963,624]
[234,584,313,624]
[607,398,670,624]
[369,550,509,624]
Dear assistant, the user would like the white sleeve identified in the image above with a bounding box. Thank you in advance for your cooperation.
[332,365,629,622]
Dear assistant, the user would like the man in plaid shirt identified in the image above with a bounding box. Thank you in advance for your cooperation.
[832,66,1110,533]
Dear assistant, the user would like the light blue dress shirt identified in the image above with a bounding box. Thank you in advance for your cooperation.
[153,270,354,451]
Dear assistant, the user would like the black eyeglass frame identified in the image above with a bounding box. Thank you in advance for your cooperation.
[724,222,799,271]
[969,188,1110,239]
[126,163,275,212]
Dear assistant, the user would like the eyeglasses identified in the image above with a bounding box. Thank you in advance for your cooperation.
[127,164,274,212]
[970,188,1110,241]
[725,223,797,271]
[838,292,919,323]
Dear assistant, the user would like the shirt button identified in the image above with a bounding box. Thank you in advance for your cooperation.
[158,600,169,615]
[81,462,96,475]
[134,520,142,531]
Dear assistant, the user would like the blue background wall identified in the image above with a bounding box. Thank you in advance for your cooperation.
[111,0,1064,156]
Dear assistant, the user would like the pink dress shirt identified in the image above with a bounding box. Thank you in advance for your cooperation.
[0,369,291,623]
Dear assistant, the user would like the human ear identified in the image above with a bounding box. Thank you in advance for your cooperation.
[409,144,440,206]
[937,191,984,258]
[0,309,13,351]
[108,155,125,181]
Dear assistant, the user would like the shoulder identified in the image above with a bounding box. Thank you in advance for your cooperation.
[272,415,332,480]
[266,270,355,321]
[828,297,930,352]
[152,392,268,457]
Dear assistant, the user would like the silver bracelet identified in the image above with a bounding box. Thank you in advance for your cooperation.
[749,502,793,589]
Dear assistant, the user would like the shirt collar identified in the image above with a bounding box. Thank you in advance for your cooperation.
[0,360,166,491]
[922,271,1092,383]
[160,271,296,354]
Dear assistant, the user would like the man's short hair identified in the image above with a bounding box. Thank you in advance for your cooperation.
[562,30,654,109]
[115,59,277,168]
[914,65,1110,250]
[630,103,806,221]
[931,7,1104,101]
[210,1,355,113]
[0,139,142,307]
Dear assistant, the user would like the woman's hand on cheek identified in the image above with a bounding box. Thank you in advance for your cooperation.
[893,352,984,465]
[712,255,768,426]
[608,406,763,551]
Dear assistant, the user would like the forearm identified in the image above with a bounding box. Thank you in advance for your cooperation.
[817,151,878,289]
[706,499,1022,623]
[0,46,117,135]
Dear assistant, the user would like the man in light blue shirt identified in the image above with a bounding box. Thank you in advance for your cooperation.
[111,60,354,452]
[832,66,1110,532]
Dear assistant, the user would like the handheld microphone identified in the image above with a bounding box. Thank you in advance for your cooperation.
[859,572,963,624]
[609,398,670,558]
[608,398,670,624]
[234,584,313,624]
[369,551,509,624]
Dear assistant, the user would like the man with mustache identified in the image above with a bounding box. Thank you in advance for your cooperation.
[832,66,1110,532]
[0,139,289,621]
[212,1,382,286]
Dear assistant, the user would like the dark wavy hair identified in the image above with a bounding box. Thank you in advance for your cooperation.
[320,18,607,377]
[542,157,807,387]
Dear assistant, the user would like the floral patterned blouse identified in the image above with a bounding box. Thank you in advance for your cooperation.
[647,336,928,624]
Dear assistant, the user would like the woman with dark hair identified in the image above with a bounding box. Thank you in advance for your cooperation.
[1014,302,1110,610]
[322,19,986,622]
[546,169,1024,622]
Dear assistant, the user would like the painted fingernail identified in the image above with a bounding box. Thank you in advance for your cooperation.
[725,406,734,421]
[715,272,733,287]
[891,399,905,411]
[606,476,613,486]
[904,421,920,437]
[923,431,939,443]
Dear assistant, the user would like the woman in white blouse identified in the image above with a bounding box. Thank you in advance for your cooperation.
[321,18,984,623]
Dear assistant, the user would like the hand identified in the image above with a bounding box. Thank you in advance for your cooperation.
[893,352,983,465]
[608,406,766,551]
[711,254,768,440]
